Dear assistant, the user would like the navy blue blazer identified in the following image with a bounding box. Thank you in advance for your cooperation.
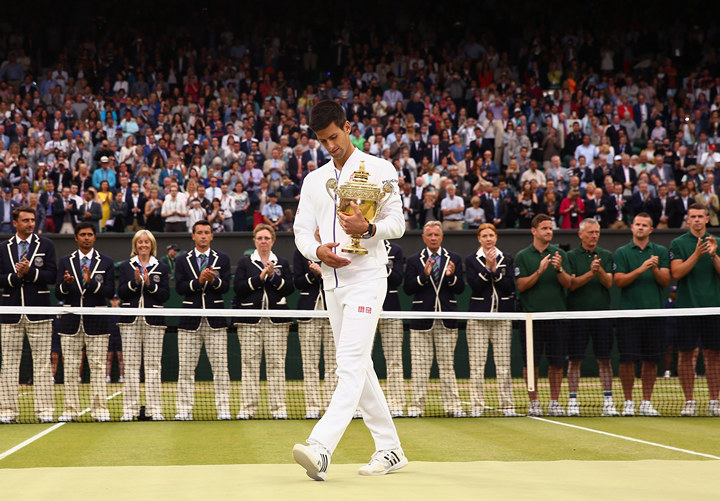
[55,249,115,335]
[234,253,294,324]
[125,192,146,226]
[175,248,231,329]
[465,249,516,313]
[404,247,465,330]
[383,240,405,312]
[0,234,57,322]
[293,249,325,320]
[117,258,170,326]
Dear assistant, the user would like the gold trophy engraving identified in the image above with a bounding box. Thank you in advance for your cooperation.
[326,161,393,254]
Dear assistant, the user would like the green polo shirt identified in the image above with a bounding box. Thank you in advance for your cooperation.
[565,245,613,310]
[669,231,720,308]
[515,244,567,312]
[613,240,669,309]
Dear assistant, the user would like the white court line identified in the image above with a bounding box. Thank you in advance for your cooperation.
[0,391,122,462]
[531,416,720,460]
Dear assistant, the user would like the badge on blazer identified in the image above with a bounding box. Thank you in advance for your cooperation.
[95,274,103,283]
[273,268,281,276]
[213,269,220,279]
[34,257,44,267]
[153,274,160,283]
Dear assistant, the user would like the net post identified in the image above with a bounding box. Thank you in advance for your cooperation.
[525,312,535,392]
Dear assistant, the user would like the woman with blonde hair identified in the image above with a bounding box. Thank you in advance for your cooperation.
[465,223,517,417]
[117,230,170,421]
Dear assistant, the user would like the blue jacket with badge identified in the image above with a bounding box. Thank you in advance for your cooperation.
[465,249,516,313]
[234,251,294,324]
[55,249,115,334]
[117,258,170,326]
[0,234,57,322]
[175,248,231,330]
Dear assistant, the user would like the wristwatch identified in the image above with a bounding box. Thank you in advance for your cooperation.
[361,222,374,239]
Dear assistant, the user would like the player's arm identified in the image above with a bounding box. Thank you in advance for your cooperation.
[670,237,705,280]
[294,179,323,261]
[516,254,550,292]
[373,164,405,240]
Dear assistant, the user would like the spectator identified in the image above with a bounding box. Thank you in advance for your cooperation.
[439,184,464,230]
[464,223,517,417]
[160,182,188,232]
[614,213,670,416]
[404,221,465,418]
[515,214,572,416]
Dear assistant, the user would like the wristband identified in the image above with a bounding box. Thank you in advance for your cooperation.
[362,222,374,239]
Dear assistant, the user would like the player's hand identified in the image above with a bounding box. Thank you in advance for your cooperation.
[538,254,551,274]
[63,270,75,284]
[337,201,369,236]
[551,251,563,271]
[590,254,602,273]
[143,268,150,285]
[642,255,659,270]
[134,266,142,284]
[424,256,434,276]
[445,259,455,276]
[695,236,710,256]
[308,261,322,276]
[82,265,91,285]
[317,242,351,269]
[260,261,274,280]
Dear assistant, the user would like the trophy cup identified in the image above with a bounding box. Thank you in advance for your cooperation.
[326,161,394,254]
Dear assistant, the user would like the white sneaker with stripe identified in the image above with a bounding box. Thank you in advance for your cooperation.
[293,442,331,481]
[358,448,408,476]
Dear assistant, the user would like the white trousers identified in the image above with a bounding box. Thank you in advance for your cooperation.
[466,319,514,412]
[176,318,230,417]
[0,317,54,420]
[61,329,110,420]
[119,317,166,417]
[298,317,337,414]
[377,318,406,412]
[309,278,400,454]
[237,317,289,417]
[408,321,462,415]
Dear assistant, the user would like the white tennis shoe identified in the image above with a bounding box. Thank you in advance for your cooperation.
[547,400,566,417]
[527,400,542,417]
[293,442,331,481]
[567,399,580,417]
[638,400,660,417]
[680,400,697,417]
[621,400,635,417]
[601,402,620,417]
[358,448,408,476]
[708,400,720,417]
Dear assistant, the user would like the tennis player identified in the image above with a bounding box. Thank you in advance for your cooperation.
[292,100,408,480]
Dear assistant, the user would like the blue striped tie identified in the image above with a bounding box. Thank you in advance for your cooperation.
[431,253,440,283]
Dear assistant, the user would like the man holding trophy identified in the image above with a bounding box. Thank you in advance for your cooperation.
[293,100,408,480]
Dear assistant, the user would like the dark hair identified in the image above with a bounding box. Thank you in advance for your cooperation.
[74,221,96,236]
[12,206,35,221]
[309,100,347,133]
[192,219,212,233]
[633,212,652,222]
[688,202,708,214]
[531,213,552,228]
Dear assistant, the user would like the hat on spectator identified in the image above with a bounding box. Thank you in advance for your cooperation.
[100,156,109,163]
[513,107,522,113]
[613,155,622,161]
[3,187,11,193]
[688,164,697,171]
[267,191,278,198]
[166,244,180,252]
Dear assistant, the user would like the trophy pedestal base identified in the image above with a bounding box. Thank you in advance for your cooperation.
[341,245,368,255]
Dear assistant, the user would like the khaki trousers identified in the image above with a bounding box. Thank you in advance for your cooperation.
[119,317,166,417]
[298,318,337,414]
[408,321,462,415]
[466,319,514,413]
[0,317,54,420]
[176,318,230,417]
[61,328,110,420]
[237,317,289,417]
[377,318,406,412]
[442,220,464,231]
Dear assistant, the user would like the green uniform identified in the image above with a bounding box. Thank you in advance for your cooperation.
[669,232,720,308]
[515,244,567,312]
[613,241,669,309]
[565,246,613,310]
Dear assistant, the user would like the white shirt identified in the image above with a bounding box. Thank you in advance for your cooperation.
[294,148,404,290]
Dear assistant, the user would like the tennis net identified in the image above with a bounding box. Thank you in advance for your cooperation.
[0,305,717,422]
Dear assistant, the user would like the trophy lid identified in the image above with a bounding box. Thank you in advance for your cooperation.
[339,161,383,200]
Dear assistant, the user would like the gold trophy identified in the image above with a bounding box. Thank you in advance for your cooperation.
[326,161,394,254]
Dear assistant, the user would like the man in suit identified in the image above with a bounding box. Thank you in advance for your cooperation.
[484,186,508,228]
[605,114,627,152]
[0,187,17,234]
[613,154,638,196]
[262,147,288,192]
[174,220,232,421]
[55,222,115,422]
[603,181,631,229]
[409,133,426,164]
[52,186,77,234]
[258,129,278,158]
[400,180,420,230]
[668,183,695,228]
[125,180,146,232]
[648,184,671,228]
[73,188,101,232]
[0,207,57,424]
[633,93,652,140]
[403,221,465,417]
[650,154,674,186]
[302,138,325,167]
[423,134,449,167]
[287,145,306,185]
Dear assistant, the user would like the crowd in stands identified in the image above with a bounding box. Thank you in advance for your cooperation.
[0,4,719,235]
